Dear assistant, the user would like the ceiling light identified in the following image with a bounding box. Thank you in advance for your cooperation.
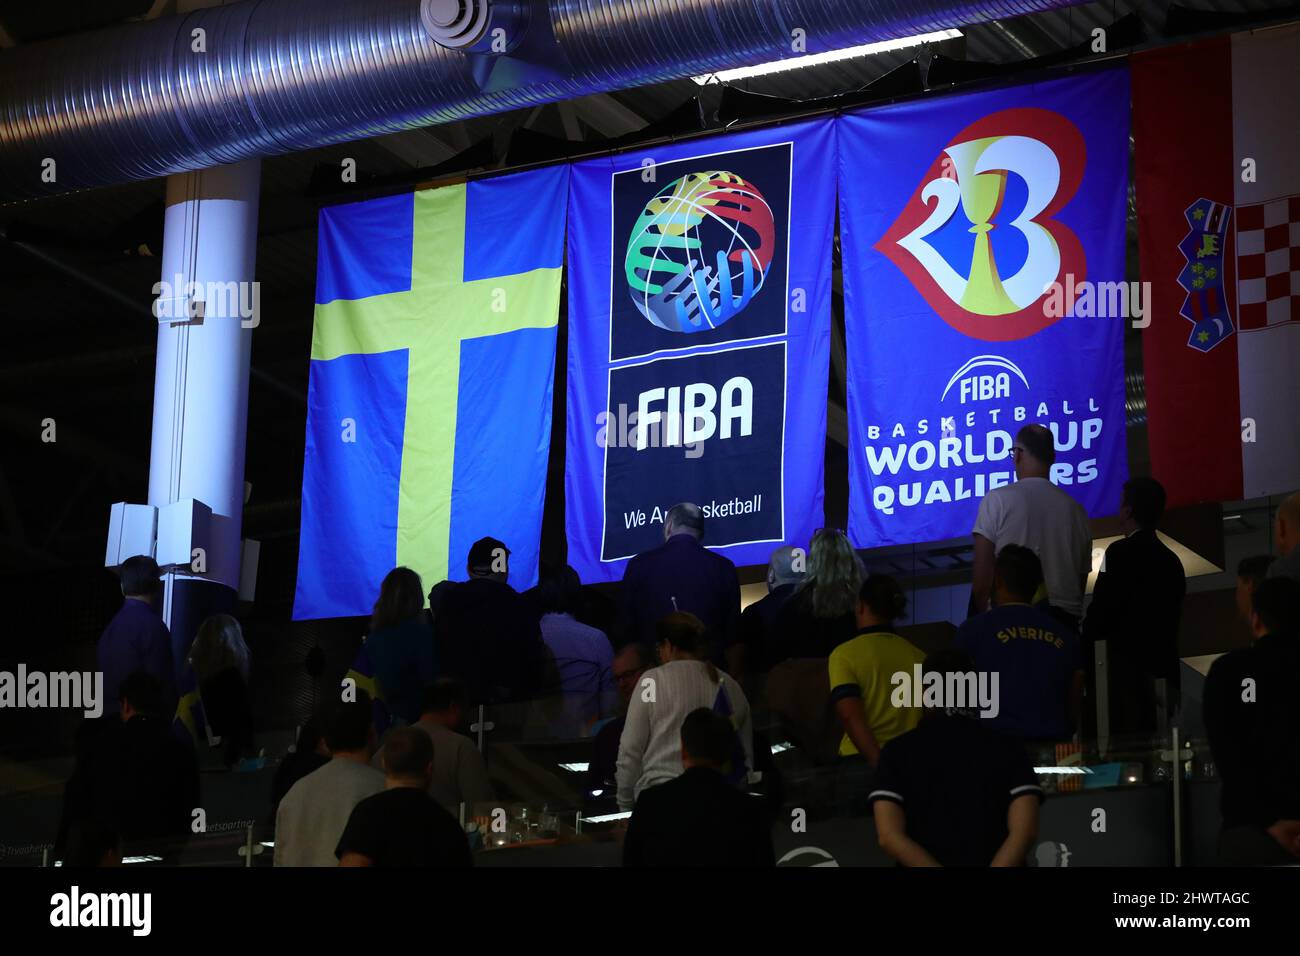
[1033,766,1094,774]
[693,30,962,85]
[580,810,632,824]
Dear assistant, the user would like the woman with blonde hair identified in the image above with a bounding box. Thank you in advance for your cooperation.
[773,529,865,661]
[354,567,436,726]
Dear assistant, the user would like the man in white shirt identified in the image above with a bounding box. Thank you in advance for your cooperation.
[275,694,384,867]
[970,424,1092,626]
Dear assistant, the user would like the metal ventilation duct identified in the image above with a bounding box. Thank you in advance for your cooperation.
[0,0,1085,198]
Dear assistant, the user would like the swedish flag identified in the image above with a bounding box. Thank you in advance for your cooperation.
[293,167,568,619]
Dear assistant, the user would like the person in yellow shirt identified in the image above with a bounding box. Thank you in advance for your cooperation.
[828,575,925,764]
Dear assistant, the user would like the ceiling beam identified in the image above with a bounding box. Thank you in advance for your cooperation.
[570,93,648,138]
[369,128,460,170]
[141,0,177,19]
[557,101,583,141]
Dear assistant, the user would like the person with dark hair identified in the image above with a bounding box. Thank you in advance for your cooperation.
[430,537,547,708]
[619,502,742,661]
[97,555,176,719]
[828,575,925,764]
[187,613,254,766]
[772,529,864,663]
[623,708,774,867]
[970,424,1092,626]
[533,563,616,736]
[1203,576,1300,864]
[1083,476,1186,735]
[586,643,651,806]
[1267,492,1300,583]
[1236,555,1275,628]
[337,726,474,867]
[615,612,752,810]
[354,567,436,726]
[274,693,383,867]
[954,545,1084,742]
[372,678,495,815]
[57,671,199,863]
[270,718,329,816]
[870,649,1043,867]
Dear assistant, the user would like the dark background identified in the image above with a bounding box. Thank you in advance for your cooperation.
[3,0,1295,758]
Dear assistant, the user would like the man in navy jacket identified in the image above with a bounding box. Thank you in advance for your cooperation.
[620,503,741,663]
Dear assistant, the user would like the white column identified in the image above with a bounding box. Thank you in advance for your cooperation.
[149,160,260,639]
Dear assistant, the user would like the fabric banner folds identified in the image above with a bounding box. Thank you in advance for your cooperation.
[840,68,1131,549]
[293,166,569,620]
[1134,26,1300,506]
[565,119,835,583]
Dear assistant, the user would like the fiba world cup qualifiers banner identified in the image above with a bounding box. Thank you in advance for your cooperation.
[840,69,1131,548]
[565,120,835,582]
[293,166,569,619]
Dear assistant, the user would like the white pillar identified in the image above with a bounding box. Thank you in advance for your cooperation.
[149,160,260,652]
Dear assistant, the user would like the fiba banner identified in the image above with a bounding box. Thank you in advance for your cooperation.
[840,69,1130,548]
[293,166,568,619]
[565,119,835,582]
[1135,27,1300,506]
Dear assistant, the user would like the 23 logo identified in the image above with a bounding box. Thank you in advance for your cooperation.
[876,108,1087,341]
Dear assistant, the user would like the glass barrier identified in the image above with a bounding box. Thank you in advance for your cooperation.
[0,674,1236,868]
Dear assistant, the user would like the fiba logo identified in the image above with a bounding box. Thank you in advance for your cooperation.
[624,170,775,333]
[940,355,1030,405]
[877,108,1088,342]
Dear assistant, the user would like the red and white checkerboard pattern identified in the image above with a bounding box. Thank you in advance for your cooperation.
[1236,195,1300,330]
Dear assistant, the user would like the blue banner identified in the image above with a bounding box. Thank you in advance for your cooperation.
[566,119,835,582]
[840,69,1130,548]
[294,167,567,620]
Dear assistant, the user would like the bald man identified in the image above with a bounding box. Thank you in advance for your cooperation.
[1268,493,1300,584]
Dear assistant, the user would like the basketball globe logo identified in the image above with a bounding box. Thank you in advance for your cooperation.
[876,108,1087,342]
[624,170,775,333]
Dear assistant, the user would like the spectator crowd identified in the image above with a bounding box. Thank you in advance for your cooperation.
[61,427,1300,868]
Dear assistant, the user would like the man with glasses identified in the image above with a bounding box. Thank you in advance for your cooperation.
[970,424,1092,630]
[585,643,651,806]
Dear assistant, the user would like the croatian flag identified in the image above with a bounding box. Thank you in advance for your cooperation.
[1135,26,1300,505]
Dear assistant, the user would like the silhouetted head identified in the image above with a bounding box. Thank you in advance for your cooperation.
[467,537,510,582]
[1012,424,1055,479]
[664,502,704,542]
[372,567,424,631]
[119,555,161,604]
